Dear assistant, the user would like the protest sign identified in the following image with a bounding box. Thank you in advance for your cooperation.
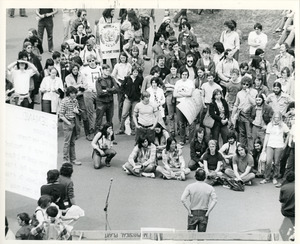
[176,89,203,124]
[5,104,57,200]
[99,23,120,59]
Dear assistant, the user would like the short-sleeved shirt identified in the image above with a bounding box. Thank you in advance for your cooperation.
[232,154,254,173]
[203,152,224,171]
[134,101,157,126]
[266,122,289,148]
[11,69,35,94]
[201,82,222,104]
[266,93,293,114]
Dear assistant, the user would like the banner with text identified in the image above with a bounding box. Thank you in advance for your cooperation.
[176,89,203,124]
[99,23,120,59]
[5,104,57,200]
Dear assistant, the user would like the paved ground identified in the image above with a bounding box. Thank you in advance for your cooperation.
[5,8,287,238]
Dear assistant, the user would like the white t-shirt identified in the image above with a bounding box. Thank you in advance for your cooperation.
[201,82,222,104]
[81,65,102,92]
[248,31,268,55]
[134,102,157,126]
[173,79,195,103]
[111,63,132,80]
[266,122,289,148]
[11,69,35,94]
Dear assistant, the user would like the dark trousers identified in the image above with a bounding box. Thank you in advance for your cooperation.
[211,123,229,145]
[95,101,114,132]
[9,8,26,16]
[188,210,208,232]
[42,99,51,113]
[38,17,54,52]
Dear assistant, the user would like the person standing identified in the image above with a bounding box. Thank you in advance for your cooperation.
[36,9,57,53]
[95,64,118,131]
[247,23,268,58]
[220,20,240,61]
[62,9,77,42]
[81,54,103,140]
[8,8,27,18]
[181,168,217,232]
[59,86,82,166]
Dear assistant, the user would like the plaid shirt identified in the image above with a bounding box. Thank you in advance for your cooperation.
[59,97,78,120]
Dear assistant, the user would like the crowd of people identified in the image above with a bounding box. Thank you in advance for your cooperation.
[5,8,295,236]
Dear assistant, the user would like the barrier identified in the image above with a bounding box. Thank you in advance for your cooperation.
[71,229,280,241]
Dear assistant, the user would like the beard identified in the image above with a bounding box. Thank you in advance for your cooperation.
[274,90,281,96]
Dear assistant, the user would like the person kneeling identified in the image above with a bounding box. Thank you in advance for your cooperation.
[224,144,255,185]
[156,137,190,181]
[91,123,117,169]
[123,135,157,178]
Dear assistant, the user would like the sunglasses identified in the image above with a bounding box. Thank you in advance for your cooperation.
[187,60,193,63]
[242,83,250,87]
[88,60,95,62]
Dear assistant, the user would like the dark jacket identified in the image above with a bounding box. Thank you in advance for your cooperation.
[248,103,274,125]
[209,99,229,126]
[96,76,118,103]
[190,139,208,162]
[122,75,143,101]
[40,183,66,210]
[196,58,216,77]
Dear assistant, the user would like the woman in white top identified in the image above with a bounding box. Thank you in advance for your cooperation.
[111,52,132,122]
[260,112,289,185]
[40,67,64,114]
[147,77,166,118]
[220,20,240,61]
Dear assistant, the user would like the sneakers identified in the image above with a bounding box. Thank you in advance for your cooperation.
[122,164,127,171]
[260,179,269,184]
[105,162,111,167]
[245,180,252,186]
[176,172,186,181]
[116,130,125,135]
[179,141,185,146]
[275,183,282,188]
[131,131,136,136]
[143,55,151,61]
[113,141,118,145]
[272,43,280,50]
[223,184,231,189]
[72,161,82,166]
[272,178,278,185]
[141,172,155,178]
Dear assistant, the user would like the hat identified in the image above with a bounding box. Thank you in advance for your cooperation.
[162,16,171,23]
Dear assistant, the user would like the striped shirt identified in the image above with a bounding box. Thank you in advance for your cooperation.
[59,97,79,120]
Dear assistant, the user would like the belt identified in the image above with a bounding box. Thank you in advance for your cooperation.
[191,209,207,214]
[138,123,153,129]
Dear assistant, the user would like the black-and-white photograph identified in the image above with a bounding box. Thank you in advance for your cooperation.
[3,0,297,242]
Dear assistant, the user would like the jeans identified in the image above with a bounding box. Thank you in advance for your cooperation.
[63,120,77,162]
[238,116,253,151]
[283,147,294,179]
[119,97,138,132]
[76,95,89,136]
[156,166,190,179]
[187,210,208,232]
[166,95,176,133]
[93,148,117,163]
[95,101,114,131]
[211,123,229,145]
[124,162,156,177]
[83,91,97,133]
[62,12,76,42]
[264,146,283,181]
[224,168,255,182]
[252,125,266,143]
[38,17,54,52]
[14,97,30,108]
[117,90,125,123]
[176,107,196,144]
[135,127,155,143]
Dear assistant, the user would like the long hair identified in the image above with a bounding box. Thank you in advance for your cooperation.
[271,111,284,128]
[211,88,223,103]
[236,144,248,156]
[165,136,177,151]
[100,122,114,141]
[193,127,205,141]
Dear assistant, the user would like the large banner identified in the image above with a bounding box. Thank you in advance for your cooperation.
[5,104,57,200]
[99,23,120,59]
[176,89,203,124]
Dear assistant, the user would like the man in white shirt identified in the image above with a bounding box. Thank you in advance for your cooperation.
[248,23,268,58]
[81,54,102,140]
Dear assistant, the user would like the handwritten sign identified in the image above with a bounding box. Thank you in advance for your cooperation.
[5,104,57,200]
[99,23,120,59]
[176,89,203,124]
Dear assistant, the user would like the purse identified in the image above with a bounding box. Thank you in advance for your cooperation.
[203,109,214,129]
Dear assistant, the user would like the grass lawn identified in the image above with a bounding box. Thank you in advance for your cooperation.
[171,9,283,66]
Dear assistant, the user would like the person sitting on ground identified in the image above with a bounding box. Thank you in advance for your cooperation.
[40,169,67,210]
[15,213,33,240]
[91,122,117,169]
[156,137,190,180]
[202,140,225,186]
[219,131,239,170]
[123,134,157,178]
[224,144,256,185]
[153,122,170,159]
[58,163,76,207]
[188,127,208,171]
